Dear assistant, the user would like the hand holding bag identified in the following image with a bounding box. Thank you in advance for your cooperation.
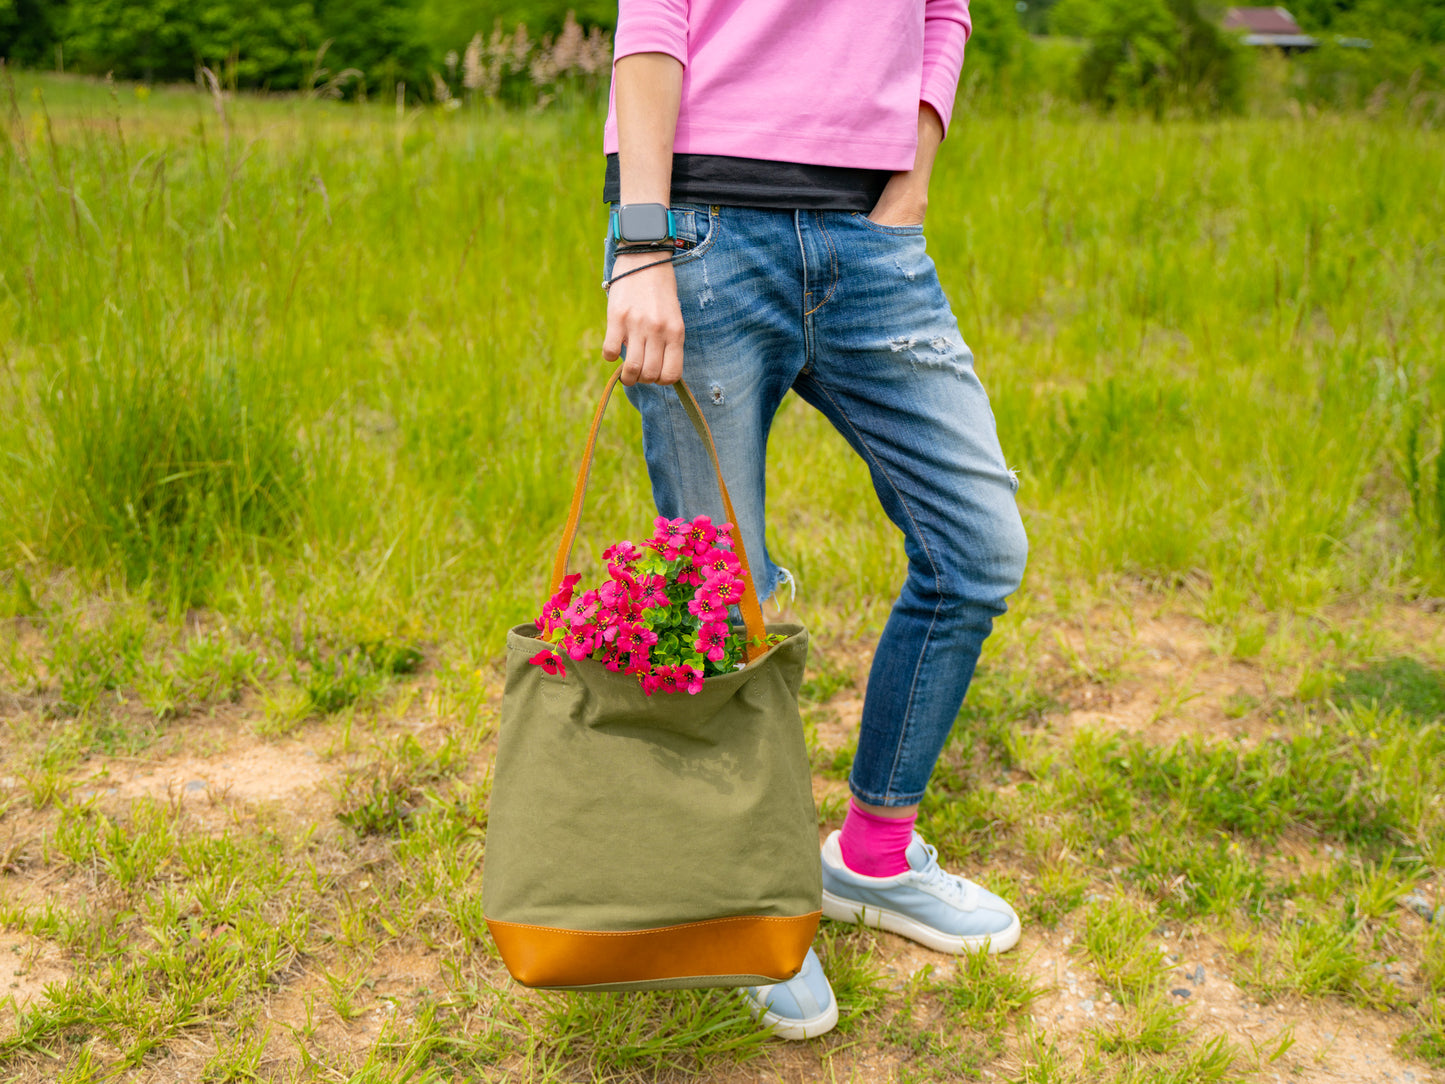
[482,367,820,991]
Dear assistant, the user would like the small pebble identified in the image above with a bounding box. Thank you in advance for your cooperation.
[185,780,207,792]
[1193,964,1206,984]
[1400,894,1435,923]
[1080,999,1095,1013]
[1170,987,1193,999]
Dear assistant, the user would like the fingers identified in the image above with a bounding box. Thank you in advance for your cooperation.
[620,339,646,387]
[602,315,624,363]
[658,339,684,386]
[604,272,685,387]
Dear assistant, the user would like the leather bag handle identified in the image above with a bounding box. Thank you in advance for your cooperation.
[549,365,771,663]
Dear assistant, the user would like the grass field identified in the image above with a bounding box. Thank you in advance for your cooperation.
[1,68,1443,1082]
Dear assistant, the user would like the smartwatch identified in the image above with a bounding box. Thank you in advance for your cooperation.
[610,203,675,245]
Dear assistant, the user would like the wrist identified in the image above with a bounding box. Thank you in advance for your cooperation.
[876,179,928,216]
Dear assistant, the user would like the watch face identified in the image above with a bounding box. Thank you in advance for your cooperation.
[618,204,672,243]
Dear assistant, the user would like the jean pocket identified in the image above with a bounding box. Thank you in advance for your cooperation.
[850,213,925,237]
[671,204,719,264]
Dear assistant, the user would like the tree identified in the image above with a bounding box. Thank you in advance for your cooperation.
[316,0,430,98]
[1073,0,1245,114]
[1076,0,1180,112]
[62,0,200,81]
[2,0,67,66]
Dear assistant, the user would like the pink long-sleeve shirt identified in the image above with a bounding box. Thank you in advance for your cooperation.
[603,0,971,171]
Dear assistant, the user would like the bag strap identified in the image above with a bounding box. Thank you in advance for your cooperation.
[549,365,771,664]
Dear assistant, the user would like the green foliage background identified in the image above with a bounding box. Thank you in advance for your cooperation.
[2,0,1444,111]
[0,0,609,94]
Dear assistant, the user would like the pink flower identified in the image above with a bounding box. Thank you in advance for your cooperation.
[701,547,742,580]
[680,665,705,695]
[535,523,748,698]
[603,541,640,566]
[616,622,658,653]
[529,650,566,677]
[696,622,728,662]
[563,595,599,625]
[708,575,745,606]
[635,574,669,610]
[561,627,599,660]
[687,596,726,623]
[686,515,719,555]
[652,517,691,560]
[535,573,583,634]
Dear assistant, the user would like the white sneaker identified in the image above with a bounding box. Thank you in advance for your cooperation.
[820,831,1021,954]
[738,946,838,1040]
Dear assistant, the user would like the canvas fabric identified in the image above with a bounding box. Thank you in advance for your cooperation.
[482,373,821,991]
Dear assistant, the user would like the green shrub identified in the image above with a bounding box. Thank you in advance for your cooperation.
[60,0,326,88]
[1074,0,1247,115]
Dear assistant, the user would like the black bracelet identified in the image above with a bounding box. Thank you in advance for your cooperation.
[602,255,677,291]
[614,242,678,255]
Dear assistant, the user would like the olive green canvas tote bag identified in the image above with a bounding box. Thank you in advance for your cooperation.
[482,369,821,992]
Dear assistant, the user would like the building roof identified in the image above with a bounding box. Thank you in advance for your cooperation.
[1223,7,1307,36]
[1223,7,1319,48]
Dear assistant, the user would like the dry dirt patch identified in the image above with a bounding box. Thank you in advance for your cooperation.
[79,740,336,819]
[1007,925,1436,1084]
[0,933,69,1029]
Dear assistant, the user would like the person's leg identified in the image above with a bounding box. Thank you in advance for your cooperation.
[607,204,806,600]
[789,212,1027,952]
[792,209,1028,813]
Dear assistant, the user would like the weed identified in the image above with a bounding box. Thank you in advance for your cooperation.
[1130,831,1271,919]
[532,987,769,1079]
[1077,899,1171,1004]
[200,1024,271,1082]
[1402,996,1445,1067]
[24,766,73,810]
[1092,992,1188,1056]
[1335,656,1445,720]
[336,733,465,836]
[1248,909,1405,1009]
[935,948,1048,1032]
[323,966,369,1021]
[336,772,414,836]
[1024,861,1091,928]
[1008,1027,1077,1084]
[817,925,890,1030]
[28,349,304,605]
[291,634,422,717]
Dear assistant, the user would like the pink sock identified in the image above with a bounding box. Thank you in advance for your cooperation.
[838,798,916,877]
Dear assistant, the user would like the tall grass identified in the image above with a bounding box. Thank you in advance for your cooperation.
[1,70,1442,651]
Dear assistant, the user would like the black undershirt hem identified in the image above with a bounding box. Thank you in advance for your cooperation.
[603,152,891,212]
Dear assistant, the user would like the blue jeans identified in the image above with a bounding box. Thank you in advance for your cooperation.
[605,204,1027,807]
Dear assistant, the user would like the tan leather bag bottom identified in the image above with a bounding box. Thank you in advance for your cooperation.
[486,911,821,992]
